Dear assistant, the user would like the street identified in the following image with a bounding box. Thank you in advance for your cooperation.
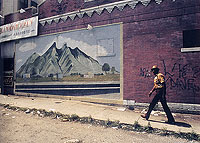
[0,106,196,143]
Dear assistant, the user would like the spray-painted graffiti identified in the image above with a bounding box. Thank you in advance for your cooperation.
[139,68,152,78]
[162,60,200,95]
[139,60,200,95]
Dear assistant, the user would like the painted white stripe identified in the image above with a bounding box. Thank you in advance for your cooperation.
[16,87,120,90]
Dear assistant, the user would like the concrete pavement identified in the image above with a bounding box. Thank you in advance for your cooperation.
[0,94,200,135]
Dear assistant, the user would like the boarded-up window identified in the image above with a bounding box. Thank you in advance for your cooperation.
[183,29,200,48]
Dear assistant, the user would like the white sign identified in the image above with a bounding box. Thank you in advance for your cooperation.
[0,16,38,43]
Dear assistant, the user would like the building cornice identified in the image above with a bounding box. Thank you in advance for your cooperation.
[39,0,170,26]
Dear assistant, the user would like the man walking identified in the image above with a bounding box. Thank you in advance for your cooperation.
[141,65,175,124]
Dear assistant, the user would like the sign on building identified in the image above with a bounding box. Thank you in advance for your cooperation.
[0,16,38,43]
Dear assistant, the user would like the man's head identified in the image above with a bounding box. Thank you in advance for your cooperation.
[151,65,159,75]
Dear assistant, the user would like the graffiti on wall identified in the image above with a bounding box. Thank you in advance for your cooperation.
[162,60,200,95]
[139,59,200,95]
[139,68,151,78]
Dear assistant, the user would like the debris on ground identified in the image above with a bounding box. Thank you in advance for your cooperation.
[64,139,82,143]
[25,109,31,114]
[54,101,63,104]
[116,107,126,111]
[49,109,56,112]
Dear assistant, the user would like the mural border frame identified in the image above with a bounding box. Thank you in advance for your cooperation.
[14,22,124,105]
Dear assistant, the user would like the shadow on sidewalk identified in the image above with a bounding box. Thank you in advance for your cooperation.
[172,122,192,128]
[148,120,192,128]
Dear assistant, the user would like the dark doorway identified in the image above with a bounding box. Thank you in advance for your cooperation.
[2,58,14,95]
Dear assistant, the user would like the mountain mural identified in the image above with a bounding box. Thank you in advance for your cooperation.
[16,42,103,78]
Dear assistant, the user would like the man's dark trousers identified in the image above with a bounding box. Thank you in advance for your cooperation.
[145,88,175,122]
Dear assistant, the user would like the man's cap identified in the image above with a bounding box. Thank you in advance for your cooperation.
[151,65,159,71]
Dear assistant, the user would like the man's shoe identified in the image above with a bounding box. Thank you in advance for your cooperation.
[141,114,148,120]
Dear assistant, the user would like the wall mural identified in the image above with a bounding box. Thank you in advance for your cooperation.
[15,24,121,98]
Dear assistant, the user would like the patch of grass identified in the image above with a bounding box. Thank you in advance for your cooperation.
[16,74,120,83]
[16,77,61,83]
[105,118,112,126]
[62,74,120,82]
[133,121,142,131]
[70,114,79,121]
[144,122,154,133]
[87,115,93,123]
[111,120,120,127]
[177,131,200,141]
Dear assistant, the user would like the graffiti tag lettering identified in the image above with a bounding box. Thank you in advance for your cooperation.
[139,60,200,95]
[139,68,152,78]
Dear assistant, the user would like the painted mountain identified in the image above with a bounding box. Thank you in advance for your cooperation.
[16,42,103,78]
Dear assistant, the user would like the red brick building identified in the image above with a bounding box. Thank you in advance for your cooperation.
[1,0,200,105]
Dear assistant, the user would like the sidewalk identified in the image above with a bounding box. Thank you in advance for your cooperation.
[0,94,200,135]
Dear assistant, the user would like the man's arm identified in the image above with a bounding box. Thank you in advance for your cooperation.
[148,86,156,97]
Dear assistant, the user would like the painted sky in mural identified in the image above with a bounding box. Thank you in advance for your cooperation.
[16,24,121,74]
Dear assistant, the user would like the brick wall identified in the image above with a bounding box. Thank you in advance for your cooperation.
[38,0,200,104]
[122,0,200,104]
[38,0,122,19]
